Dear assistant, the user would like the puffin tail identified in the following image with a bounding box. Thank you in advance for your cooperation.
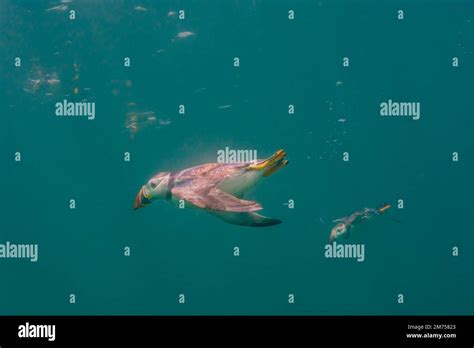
[210,211,282,227]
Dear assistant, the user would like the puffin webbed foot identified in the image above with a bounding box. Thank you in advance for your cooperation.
[263,159,289,177]
[247,149,287,171]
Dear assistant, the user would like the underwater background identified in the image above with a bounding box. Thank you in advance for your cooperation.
[0,0,472,315]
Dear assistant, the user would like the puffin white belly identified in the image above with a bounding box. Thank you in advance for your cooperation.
[218,170,263,197]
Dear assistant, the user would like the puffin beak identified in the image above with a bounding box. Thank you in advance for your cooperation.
[134,187,149,210]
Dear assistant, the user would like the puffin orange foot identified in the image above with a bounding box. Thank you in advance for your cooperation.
[247,149,287,171]
[263,159,289,177]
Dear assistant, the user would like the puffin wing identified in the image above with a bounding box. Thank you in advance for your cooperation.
[210,211,281,227]
[171,184,262,212]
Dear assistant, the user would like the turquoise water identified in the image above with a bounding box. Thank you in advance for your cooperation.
[1,0,472,315]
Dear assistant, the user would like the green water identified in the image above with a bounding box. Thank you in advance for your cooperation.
[0,0,472,315]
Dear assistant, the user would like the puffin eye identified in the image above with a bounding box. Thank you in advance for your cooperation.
[150,180,157,189]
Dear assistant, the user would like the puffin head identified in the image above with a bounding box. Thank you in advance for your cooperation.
[329,222,347,242]
[134,172,171,210]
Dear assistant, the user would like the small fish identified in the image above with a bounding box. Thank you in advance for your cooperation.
[46,5,67,12]
[159,119,171,125]
[336,81,343,86]
[217,104,232,109]
[176,31,195,39]
[193,87,207,94]
[338,118,346,123]
[134,5,147,12]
